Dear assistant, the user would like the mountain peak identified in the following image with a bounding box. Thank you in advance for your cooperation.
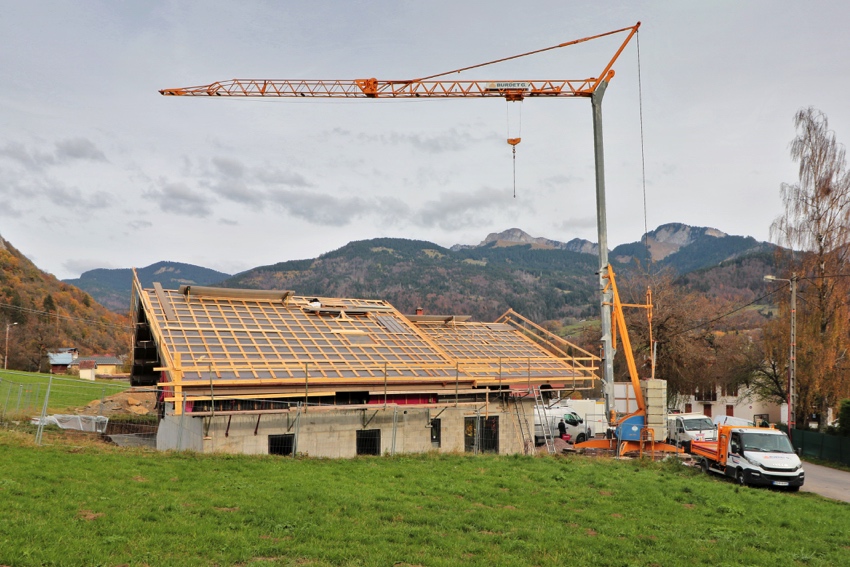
[645,223,728,260]
[480,228,538,246]
[452,229,599,255]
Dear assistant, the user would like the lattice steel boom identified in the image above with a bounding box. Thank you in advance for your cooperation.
[160,23,640,101]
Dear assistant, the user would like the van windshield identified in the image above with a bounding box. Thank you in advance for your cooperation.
[683,417,714,431]
[741,432,794,453]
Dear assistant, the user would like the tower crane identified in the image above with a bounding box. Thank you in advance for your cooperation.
[161,24,639,101]
[160,23,660,452]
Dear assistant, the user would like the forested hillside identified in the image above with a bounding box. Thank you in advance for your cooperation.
[0,236,130,372]
[64,262,231,313]
[227,237,613,323]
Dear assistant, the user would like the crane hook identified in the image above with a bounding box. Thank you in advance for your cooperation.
[507,138,521,198]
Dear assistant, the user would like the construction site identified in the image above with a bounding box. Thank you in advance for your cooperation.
[134,22,690,460]
[131,273,601,457]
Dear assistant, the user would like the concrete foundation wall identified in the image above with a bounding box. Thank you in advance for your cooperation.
[156,399,537,458]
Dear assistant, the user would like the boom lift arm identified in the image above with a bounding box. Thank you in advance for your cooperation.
[575,266,679,456]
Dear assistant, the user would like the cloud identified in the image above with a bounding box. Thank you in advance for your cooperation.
[199,157,313,207]
[353,129,479,154]
[129,220,153,230]
[218,218,238,225]
[55,138,107,162]
[267,189,371,225]
[41,183,113,210]
[554,216,597,231]
[255,167,310,187]
[541,174,583,188]
[63,258,117,277]
[0,201,23,217]
[205,178,265,208]
[325,126,481,154]
[0,161,113,212]
[211,157,245,179]
[0,139,107,172]
[0,142,55,170]
[413,186,524,230]
[144,179,214,217]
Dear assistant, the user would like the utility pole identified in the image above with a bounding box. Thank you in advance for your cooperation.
[764,274,797,439]
[4,322,17,370]
[789,273,797,439]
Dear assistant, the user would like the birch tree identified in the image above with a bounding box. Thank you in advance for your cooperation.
[770,107,850,430]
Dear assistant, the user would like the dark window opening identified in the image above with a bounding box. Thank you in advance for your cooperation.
[430,418,441,448]
[464,416,499,454]
[269,434,295,456]
[357,429,381,455]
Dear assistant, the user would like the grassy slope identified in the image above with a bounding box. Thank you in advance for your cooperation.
[0,370,129,415]
[0,432,847,567]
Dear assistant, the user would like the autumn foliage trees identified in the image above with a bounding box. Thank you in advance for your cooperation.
[0,238,130,373]
[767,108,850,430]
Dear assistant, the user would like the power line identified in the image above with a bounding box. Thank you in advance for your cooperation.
[0,302,132,331]
[668,287,784,339]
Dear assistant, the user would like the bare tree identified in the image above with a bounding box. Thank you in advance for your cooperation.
[733,323,789,407]
[771,107,850,430]
[619,271,750,405]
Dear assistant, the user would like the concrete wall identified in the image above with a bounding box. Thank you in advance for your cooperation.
[156,399,537,458]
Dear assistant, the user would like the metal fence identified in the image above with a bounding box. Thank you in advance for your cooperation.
[0,373,159,448]
[791,429,850,467]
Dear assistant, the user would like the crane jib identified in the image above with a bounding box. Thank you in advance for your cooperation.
[159,79,599,98]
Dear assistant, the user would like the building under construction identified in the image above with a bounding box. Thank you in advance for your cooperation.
[130,273,599,457]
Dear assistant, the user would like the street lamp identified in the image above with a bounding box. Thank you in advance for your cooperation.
[4,322,18,370]
[764,274,797,439]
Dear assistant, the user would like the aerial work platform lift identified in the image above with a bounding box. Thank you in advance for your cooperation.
[574,266,681,456]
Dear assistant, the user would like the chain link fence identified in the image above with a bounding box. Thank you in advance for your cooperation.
[0,372,159,448]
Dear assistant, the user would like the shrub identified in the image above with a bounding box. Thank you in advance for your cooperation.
[838,398,850,436]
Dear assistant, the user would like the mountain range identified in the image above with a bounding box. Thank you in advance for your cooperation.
[59,223,778,324]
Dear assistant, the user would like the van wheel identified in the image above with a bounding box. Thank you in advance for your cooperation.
[700,459,709,473]
[736,469,746,486]
[576,433,586,444]
[788,486,800,492]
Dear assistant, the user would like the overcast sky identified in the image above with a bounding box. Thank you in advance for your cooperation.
[2,1,849,280]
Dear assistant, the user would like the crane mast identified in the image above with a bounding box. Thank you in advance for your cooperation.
[160,23,642,433]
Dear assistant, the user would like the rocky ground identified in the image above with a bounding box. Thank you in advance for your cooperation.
[77,388,157,417]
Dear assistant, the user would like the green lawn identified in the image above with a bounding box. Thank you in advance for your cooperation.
[0,370,130,416]
[0,430,847,567]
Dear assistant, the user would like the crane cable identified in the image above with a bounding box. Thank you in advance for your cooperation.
[637,30,650,268]
[506,101,522,198]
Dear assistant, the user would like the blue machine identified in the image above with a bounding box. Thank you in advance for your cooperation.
[616,415,645,441]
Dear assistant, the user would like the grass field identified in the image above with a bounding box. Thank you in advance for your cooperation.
[0,430,848,567]
[0,370,130,416]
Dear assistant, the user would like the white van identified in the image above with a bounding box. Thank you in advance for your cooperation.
[534,405,593,445]
[713,415,754,428]
[666,412,717,451]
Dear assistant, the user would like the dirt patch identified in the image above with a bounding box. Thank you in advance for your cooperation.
[78,388,157,417]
